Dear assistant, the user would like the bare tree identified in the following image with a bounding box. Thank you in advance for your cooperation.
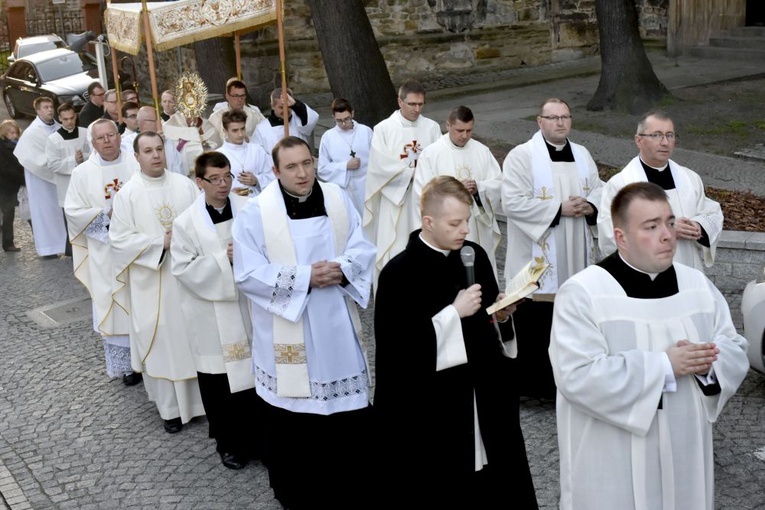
[304,0,397,127]
[588,0,667,113]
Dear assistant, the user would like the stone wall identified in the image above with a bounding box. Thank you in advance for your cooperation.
[708,231,765,331]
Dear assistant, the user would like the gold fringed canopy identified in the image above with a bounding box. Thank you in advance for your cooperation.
[105,0,277,56]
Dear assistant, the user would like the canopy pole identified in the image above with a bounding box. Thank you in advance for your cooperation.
[277,0,288,138]
[142,0,161,130]
[235,32,242,80]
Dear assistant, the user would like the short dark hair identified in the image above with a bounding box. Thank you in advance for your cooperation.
[421,175,473,218]
[272,136,311,169]
[398,80,425,100]
[194,151,230,179]
[57,102,75,115]
[87,81,104,95]
[222,110,247,130]
[331,98,353,114]
[33,96,53,110]
[226,78,247,94]
[611,181,669,229]
[133,130,164,154]
[447,105,474,124]
[121,101,139,117]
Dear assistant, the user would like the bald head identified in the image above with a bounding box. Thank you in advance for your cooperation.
[136,106,160,133]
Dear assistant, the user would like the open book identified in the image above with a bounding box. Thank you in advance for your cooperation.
[486,259,550,315]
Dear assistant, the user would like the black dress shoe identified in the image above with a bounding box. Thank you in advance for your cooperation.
[3,245,20,252]
[122,372,143,386]
[163,418,183,434]
[219,451,247,470]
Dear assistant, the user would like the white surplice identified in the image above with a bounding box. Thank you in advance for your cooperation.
[317,120,374,217]
[232,180,376,415]
[598,156,723,270]
[162,113,223,176]
[363,110,441,285]
[251,104,320,155]
[46,127,91,207]
[65,152,138,377]
[501,134,603,291]
[15,116,66,256]
[414,134,503,274]
[208,104,264,142]
[550,262,749,510]
[171,193,255,393]
[217,140,275,196]
[109,169,204,423]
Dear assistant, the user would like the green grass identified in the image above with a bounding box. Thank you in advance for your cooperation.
[686,120,753,136]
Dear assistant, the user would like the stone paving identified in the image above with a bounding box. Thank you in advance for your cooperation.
[2,52,765,509]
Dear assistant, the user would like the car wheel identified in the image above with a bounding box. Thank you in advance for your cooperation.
[4,93,23,119]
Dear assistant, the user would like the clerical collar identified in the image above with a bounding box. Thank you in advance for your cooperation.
[639,156,668,172]
[639,157,675,190]
[205,197,232,224]
[418,233,450,256]
[279,180,326,219]
[57,126,80,140]
[544,138,575,162]
[618,252,660,280]
[597,251,678,298]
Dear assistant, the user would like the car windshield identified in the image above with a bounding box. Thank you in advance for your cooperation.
[18,40,66,58]
[36,53,86,82]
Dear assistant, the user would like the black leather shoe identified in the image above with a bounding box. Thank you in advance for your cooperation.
[163,418,183,434]
[219,451,247,470]
[3,245,20,252]
[122,372,143,386]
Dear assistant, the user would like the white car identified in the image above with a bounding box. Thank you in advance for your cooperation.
[741,274,765,373]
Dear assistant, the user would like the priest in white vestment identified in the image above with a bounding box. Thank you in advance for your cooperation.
[47,103,91,208]
[216,110,274,196]
[414,105,502,275]
[317,98,373,217]
[171,151,260,469]
[550,181,749,510]
[598,111,723,271]
[232,136,375,510]
[363,80,441,288]
[207,78,264,142]
[65,119,139,384]
[501,98,603,399]
[109,131,205,433]
[251,88,319,155]
[162,111,222,177]
[14,97,66,257]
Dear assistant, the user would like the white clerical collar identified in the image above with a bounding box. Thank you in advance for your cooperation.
[96,152,123,166]
[544,138,567,151]
[618,252,660,280]
[63,126,76,134]
[283,187,312,203]
[639,156,668,172]
[396,110,420,127]
[418,233,450,256]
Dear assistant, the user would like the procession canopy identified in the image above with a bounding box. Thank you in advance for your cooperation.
[105,0,277,56]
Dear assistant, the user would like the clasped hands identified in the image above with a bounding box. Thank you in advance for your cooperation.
[310,260,343,289]
[667,339,719,377]
[562,196,593,218]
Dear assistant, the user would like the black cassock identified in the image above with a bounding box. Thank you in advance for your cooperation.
[372,230,538,509]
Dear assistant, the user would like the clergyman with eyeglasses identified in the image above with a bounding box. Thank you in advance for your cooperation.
[170,151,261,470]
[500,97,605,400]
[598,110,723,270]
[362,79,442,291]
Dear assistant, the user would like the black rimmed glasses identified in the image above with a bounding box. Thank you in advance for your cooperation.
[201,173,234,186]
[637,132,676,142]
[539,115,572,122]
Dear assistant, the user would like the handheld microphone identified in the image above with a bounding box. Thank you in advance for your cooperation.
[460,245,476,287]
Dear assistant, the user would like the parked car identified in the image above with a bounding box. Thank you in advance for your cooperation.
[7,34,68,64]
[740,271,765,374]
[1,48,97,119]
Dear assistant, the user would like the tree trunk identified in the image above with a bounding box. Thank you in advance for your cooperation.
[304,0,397,127]
[193,37,237,98]
[587,0,668,113]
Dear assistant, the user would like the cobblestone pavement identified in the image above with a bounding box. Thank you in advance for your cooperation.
[1,218,764,509]
[2,52,765,509]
